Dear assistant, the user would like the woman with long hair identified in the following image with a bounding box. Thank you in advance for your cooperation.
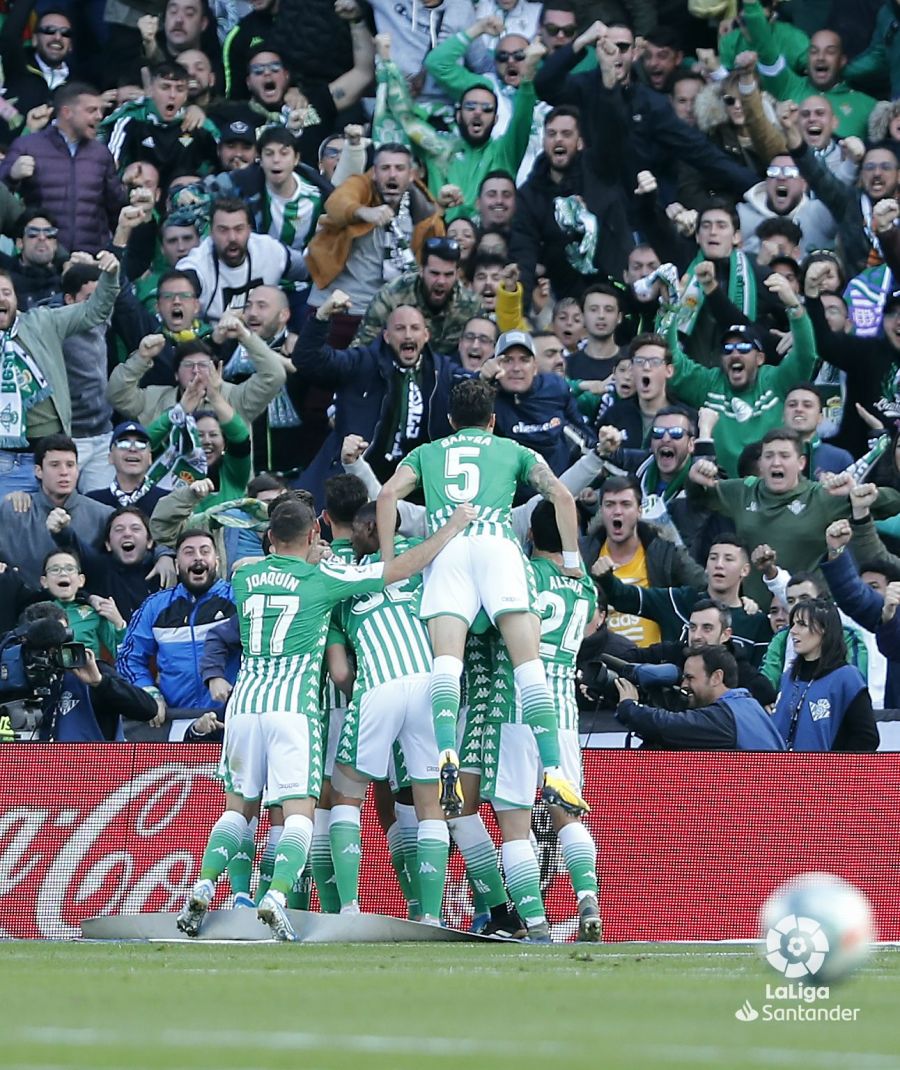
[772,599,878,751]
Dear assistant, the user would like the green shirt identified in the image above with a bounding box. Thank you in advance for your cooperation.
[229,554,385,717]
[400,427,540,540]
[532,557,596,674]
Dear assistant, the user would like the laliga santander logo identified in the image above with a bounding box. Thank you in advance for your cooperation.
[0,762,218,939]
[764,913,830,978]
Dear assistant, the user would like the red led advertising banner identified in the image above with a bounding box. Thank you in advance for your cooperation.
[0,746,896,942]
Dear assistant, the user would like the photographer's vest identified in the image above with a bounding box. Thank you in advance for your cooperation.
[718,688,786,751]
[39,674,106,742]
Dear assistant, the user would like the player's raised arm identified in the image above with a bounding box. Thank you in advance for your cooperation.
[526,461,581,574]
[383,504,476,585]
[376,464,420,564]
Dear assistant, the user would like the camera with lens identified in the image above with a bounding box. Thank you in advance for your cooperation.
[577,652,689,713]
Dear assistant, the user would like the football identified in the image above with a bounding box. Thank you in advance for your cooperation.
[759,872,875,984]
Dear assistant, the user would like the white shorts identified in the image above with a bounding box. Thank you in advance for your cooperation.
[336,673,439,783]
[218,711,323,805]
[419,534,533,626]
[483,725,582,810]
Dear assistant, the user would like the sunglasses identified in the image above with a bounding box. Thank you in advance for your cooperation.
[461,101,496,114]
[723,94,738,106]
[114,439,150,451]
[766,165,800,179]
[423,237,461,259]
[496,49,527,63]
[249,61,284,76]
[24,225,58,238]
[542,23,576,37]
[38,25,72,37]
[650,426,688,440]
[722,341,756,354]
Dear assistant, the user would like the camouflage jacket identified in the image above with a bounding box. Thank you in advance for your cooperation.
[351,270,483,354]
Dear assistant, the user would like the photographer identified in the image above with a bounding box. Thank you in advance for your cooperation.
[614,644,786,751]
[3,603,157,741]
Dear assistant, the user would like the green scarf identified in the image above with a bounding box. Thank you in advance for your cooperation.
[665,250,757,337]
[643,459,690,503]
[146,404,206,490]
[0,322,50,448]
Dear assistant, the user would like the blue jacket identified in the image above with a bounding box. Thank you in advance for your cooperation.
[117,579,238,710]
[773,664,869,751]
[820,545,900,707]
[293,315,455,504]
[617,687,785,750]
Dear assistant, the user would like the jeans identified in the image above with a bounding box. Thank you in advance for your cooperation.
[0,450,37,497]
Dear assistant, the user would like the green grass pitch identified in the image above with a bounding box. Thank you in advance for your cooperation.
[3,941,898,1070]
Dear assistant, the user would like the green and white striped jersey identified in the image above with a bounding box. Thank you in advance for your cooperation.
[332,538,433,695]
[400,427,540,541]
[531,557,597,674]
[229,553,384,718]
[322,538,358,711]
[263,175,323,251]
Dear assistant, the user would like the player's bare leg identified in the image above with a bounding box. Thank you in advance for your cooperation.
[496,612,589,815]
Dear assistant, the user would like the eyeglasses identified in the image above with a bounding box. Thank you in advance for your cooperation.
[496,49,526,63]
[38,25,72,37]
[542,23,576,37]
[24,226,58,238]
[180,359,213,371]
[462,331,495,346]
[631,355,667,368]
[158,291,195,301]
[722,341,756,354]
[650,426,688,441]
[45,564,79,576]
[114,439,150,451]
[862,160,896,172]
[766,165,800,179]
[461,101,496,114]
[423,237,460,259]
[249,61,284,76]
[723,95,738,107]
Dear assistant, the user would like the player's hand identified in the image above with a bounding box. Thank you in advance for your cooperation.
[765,271,801,308]
[192,710,225,735]
[804,261,832,299]
[96,250,119,274]
[316,289,353,320]
[850,481,879,518]
[72,648,103,688]
[447,503,477,532]
[882,581,900,622]
[5,490,32,513]
[825,518,852,552]
[689,458,719,488]
[595,425,622,457]
[145,554,176,589]
[10,154,35,181]
[751,543,778,578]
[694,260,717,295]
[614,677,639,703]
[207,677,233,704]
[590,554,614,578]
[437,184,464,209]
[633,171,658,197]
[341,434,369,465]
[820,470,855,497]
[46,507,71,534]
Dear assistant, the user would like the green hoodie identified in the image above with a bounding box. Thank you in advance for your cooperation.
[668,305,817,478]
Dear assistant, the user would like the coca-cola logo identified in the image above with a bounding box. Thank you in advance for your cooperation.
[0,756,219,940]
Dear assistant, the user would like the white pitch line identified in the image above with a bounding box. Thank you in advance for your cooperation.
[636,1045,900,1069]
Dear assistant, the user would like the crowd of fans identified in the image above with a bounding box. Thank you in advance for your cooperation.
[0,0,899,751]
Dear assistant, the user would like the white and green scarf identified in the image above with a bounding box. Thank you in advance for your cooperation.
[664,250,757,337]
[0,321,51,448]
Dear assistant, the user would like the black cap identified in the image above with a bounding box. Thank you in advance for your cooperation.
[220,117,255,145]
[721,323,765,350]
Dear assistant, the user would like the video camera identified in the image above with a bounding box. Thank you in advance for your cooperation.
[577,652,689,713]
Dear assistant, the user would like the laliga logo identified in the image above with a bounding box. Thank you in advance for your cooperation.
[764,913,830,978]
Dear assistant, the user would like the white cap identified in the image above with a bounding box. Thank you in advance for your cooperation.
[494,330,535,358]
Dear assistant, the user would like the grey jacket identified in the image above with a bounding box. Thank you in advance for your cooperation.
[16,267,120,439]
[0,488,114,587]
[105,330,287,428]
[65,323,114,438]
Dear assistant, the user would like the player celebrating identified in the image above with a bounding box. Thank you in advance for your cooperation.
[176,497,474,941]
[376,362,589,818]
